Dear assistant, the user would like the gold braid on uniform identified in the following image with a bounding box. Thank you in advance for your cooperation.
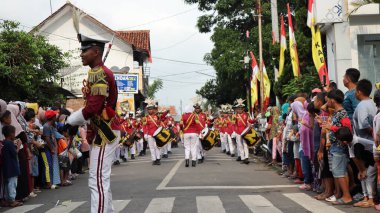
[88,66,108,96]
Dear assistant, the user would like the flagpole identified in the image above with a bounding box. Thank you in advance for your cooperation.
[257,0,264,114]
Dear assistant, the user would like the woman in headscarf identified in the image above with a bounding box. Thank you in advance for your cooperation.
[268,107,280,165]
[7,104,32,202]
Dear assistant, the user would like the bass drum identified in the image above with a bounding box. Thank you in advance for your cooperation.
[241,126,260,147]
[200,128,219,151]
[153,126,173,148]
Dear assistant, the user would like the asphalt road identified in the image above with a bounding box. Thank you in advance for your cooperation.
[0,145,376,213]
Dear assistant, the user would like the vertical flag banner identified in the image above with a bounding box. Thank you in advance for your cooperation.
[279,15,286,77]
[287,3,301,78]
[307,0,330,86]
[262,61,271,110]
[249,51,259,110]
[271,0,279,44]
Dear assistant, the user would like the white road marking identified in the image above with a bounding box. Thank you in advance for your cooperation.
[45,201,86,213]
[144,197,175,213]
[239,195,282,213]
[156,159,184,190]
[196,196,226,213]
[283,193,344,213]
[113,200,131,212]
[3,204,43,213]
[159,185,297,190]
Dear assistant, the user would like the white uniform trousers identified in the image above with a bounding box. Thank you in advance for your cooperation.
[225,133,235,155]
[146,135,161,161]
[167,141,172,152]
[220,132,226,151]
[184,133,198,161]
[130,142,136,155]
[113,145,121,162]
[136,138,143,153]
[89,130,119,213]
[236,134,249,159]
[161,143,168,155]
[196,136,205,160]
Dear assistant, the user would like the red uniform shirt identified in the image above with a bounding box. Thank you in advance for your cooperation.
[234,112,252,135]
[181,113,198,134]
[225,117,234,135]
[195,112,207,132]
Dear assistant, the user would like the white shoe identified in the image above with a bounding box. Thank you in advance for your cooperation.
[29,192,37,198]
[51,185,59,189]
[325,195,336,202]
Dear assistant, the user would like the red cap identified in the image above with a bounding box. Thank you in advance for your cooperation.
[312,88,322,93]
[45,110,58,119]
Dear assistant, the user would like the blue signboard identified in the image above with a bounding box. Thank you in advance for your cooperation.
[115,74,139,94]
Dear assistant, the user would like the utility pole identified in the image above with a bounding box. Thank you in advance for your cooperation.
[257,0,264,114]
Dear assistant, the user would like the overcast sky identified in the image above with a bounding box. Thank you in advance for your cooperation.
[1,0,215,113]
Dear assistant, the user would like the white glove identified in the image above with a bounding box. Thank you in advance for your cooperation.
[67,108,88,126]
[231,132,236,138]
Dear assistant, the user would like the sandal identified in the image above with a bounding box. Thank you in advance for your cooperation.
[356,201,374,208]
[325,195,337,202]
[9,201,23,207]
[332,198,355,205]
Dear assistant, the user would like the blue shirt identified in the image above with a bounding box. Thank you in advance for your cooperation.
[1,140,20,179]
[343,89,360,121]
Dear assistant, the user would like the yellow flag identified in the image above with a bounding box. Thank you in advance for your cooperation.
[249,51,259,110]
[279,15,286,77]
[262,61,271,109]
[287,3,300,78]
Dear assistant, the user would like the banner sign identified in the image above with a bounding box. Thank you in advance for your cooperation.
[115,74,139,94]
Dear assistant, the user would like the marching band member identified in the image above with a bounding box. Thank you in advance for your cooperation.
[66,34,120,213]
[225,105,236,157]
[216,106,226,153]
[181,105,198,167]
[233,99,254,164]
[142,99,168,165]
[194,103,207,164]
[159,111,170,159]
[135,109,144,156]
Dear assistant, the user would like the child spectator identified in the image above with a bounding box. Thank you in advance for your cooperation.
[1,125,22,207]
[57,125,71,186]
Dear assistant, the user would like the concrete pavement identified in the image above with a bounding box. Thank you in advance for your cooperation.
[0,145,375,212]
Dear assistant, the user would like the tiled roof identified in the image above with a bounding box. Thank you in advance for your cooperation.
[116,30,151,53]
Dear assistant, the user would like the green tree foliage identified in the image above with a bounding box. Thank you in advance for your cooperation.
[185,0,321,105]
[0,20,69,105]
[147,79,163,98]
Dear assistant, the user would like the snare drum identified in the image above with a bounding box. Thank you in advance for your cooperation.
[241,126,260,147]
[200,128,218,151]
[153,126,173,148]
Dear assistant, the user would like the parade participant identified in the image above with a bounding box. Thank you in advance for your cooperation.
[142,99,168,165]
[127,112,137,160]
[233,99,253,164]
[66,34,120,213]
[225,105,236,157]
[162,113,175,156]
[135,109,144,156]
[181,105,198,167]
[159,111,169,159]
[194,101,207,164]
[216,105,227,153]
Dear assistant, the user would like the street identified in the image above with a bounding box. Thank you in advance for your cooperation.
[0,145,374,213]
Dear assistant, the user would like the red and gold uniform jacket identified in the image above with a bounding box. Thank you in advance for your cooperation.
[83,63,120,145]
[142,112,168,136]
[181,113,198,134]
[195,112,207,133]
[234,112,254,135]
[225,117,235,135]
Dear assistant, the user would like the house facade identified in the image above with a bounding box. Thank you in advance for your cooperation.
[316,1,380,91]
[32,2,151,111]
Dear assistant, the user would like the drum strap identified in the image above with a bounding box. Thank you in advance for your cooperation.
[196,114,205,129]
[184,113,195,131]
[237,114,247,126]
